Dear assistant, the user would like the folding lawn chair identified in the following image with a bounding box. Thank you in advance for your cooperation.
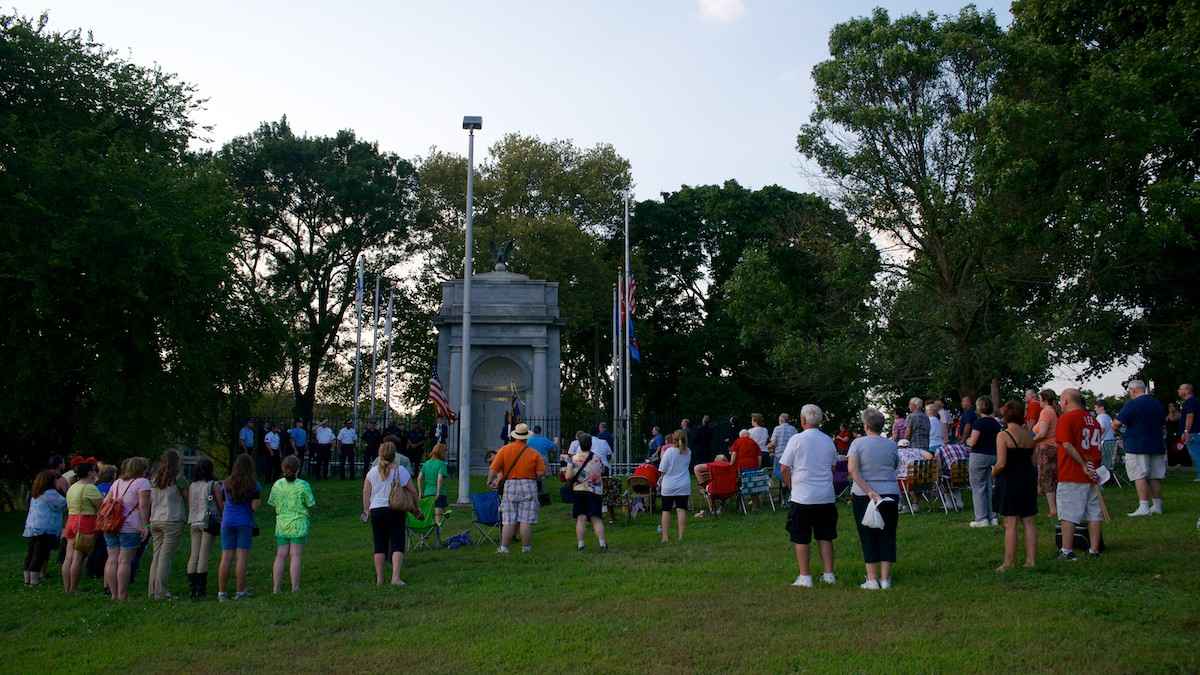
[626,475,656,521]
[704,462,739,517]
[407,496,443,552]
[470,492,501,545]
[603,476,629,524]
[941,457,969,512]
[900,459,945,514]
[1100,440,1123,488]
[832,458,851,501]
[739,468,776,514]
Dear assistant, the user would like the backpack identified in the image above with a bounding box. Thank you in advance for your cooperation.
[96,481,133,534]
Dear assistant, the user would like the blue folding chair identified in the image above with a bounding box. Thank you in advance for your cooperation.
[470,492,501,545]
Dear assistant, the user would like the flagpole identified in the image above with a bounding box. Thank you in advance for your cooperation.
[457,120,478,506]
[369,274,380,423]
[623,191,632,468]
[383,286,394,428]
[615,271,624,466]
[352,256,364,439]
[611,284,619,462]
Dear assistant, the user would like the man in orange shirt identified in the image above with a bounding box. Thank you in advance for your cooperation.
[487,423,547,554]
[1024,389,1043,429]
[1054,388,1104,561]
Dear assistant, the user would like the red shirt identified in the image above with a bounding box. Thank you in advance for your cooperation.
[834,432,851,453]
[729,437,761,471]
[1055,408,1101,484]
[1025,400,1043,428]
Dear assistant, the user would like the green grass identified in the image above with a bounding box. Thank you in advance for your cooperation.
[3,472,1199,673]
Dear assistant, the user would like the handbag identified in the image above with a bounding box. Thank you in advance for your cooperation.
[205,482,222,536]
[73,532,96,555]
[537,480,551,506]
[496,444,530,498]
[559,451,594,505]
[388,467,419,513]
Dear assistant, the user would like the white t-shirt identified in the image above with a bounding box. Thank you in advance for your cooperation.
[264,431,280,450]
[748,426,769,453]
[364,464,411,509]
[779,428,838,505]
[316,426,335,444]
[928,415,943,448]
[591,437,612,468]
[337,427,357,445]
[1096,413,1115,441]
[657,446,692,497]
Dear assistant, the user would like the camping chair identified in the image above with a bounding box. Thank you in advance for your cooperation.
[832,458,851,501]
[705,463,739,517]
[738,468,776,514]
[603,476,630,524]
[470,492,501,545]
[899,459,945,514]
[626,475,656,521]
[1100,440,1123,488]
[940,458,969,512]
[407,496,443,552]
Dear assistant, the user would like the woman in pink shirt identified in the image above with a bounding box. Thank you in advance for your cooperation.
[1030,390,1060,518]
[102,456,151,601]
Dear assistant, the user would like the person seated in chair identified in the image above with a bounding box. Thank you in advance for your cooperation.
[693,454,735,517]
[729,429,761,473]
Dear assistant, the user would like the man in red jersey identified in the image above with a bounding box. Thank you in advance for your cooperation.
[1054,388,1104,561]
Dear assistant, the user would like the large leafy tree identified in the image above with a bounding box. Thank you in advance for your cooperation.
[989,0,1200,392]
[221,118,419,424]
[797,7,1054,401]
[0,14,280,468]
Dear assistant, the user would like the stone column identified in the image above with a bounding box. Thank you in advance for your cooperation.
[449,345,462,455]
[533,346,548,422]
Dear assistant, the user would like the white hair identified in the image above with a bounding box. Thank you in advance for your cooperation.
[779,413,790,423]
[738,429,750,437]
[800,404,823,426]
[908,397,923,409]
[1127,379,1146,393]
[861,408,885,433]
[925,403,938,415]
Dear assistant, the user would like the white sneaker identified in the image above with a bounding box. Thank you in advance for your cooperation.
[969,519,990,528]
[791,575,813,588]
[1149,502,1163,515]
[521,545,532,554]
[496,546,510,554]
[879,579,892,590]
[1127,505,1152,517]
[860,580,880,590]
[821,573,837,585]
[989,517,999,526]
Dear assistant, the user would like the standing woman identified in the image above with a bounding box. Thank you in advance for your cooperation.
[362,441,414,586]
[186,458,216,599]
[268,455,315,594]
[102,457,151,601]
[965,397,1003,528]
[992,401,1038,571]
[658,430,692,543]
[417,443,450,526]
[847,409,900,590]
[1032,389,1060,518]
[148,449,188,600]
[565,434,607,552]
[23,470,67,586]
[216,453,261,601]
[63,462,102,592]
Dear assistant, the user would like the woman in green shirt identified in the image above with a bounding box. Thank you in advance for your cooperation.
[267,455,315,593]
[417,444,449,526]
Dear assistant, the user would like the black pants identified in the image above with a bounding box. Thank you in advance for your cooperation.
[852,494,899,563]
[24,534,57,573]
[315,444,331,479]
[369,507,406,555]
[339,448,356,479]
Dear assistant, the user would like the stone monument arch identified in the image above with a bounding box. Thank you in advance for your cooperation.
[435,261,562,471]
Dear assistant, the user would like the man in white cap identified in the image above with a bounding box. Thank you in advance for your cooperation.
[336,419,358,479]
[488,423,547,554]
[314,420,335,480]
[1111,380,1166,516]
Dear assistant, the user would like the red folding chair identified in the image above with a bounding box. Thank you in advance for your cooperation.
[705,462,739,517]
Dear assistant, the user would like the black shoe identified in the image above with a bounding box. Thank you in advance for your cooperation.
[1056,550,1077,562]
[198,572,209,599]
[1087,550,1101,559]
[186,573,196,599]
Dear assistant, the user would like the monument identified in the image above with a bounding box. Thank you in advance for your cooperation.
[435,246,562,471]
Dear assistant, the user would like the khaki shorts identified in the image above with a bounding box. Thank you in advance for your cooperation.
[1124,453,1166,481]
[1056,482,1103,524]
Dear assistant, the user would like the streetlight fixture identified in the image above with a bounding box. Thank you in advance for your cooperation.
[457,114,481,504]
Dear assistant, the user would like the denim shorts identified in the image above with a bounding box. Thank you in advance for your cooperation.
[220,525,254,551]
[104,531,142,550]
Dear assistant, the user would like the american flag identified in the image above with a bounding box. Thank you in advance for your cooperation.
[428,366,457,422]
[623,275,641,362]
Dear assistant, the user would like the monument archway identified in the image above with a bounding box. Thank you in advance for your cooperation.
[470,355,530,454]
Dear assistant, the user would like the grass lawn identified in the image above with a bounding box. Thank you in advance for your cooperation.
[2,470,1199,673]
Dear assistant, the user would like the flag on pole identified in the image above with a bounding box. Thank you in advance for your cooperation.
[625,275,641,362]
[428,366,457,422]
[509,381,524,421]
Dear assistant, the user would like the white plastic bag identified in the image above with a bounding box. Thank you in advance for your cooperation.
[861,497,893,529]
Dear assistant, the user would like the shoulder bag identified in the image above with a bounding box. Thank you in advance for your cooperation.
[205,481,223,536]
[388,466,419,513]
[558,451,594,504]
[496,445,529,498]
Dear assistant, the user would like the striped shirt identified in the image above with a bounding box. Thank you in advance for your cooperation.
[769,423,798,457]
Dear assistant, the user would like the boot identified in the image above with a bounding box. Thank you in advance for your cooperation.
[198,572,208,599]
[188,573,199,599]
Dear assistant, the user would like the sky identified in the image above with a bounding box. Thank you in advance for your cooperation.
[21,0,1134,395]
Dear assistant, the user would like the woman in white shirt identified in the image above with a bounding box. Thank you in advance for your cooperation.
[361,442,414,586]
[658,430,692,543]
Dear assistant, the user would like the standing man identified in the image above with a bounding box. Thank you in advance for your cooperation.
[695,416,715,465]
[1178,384,1200,482]
[647,426,665,460]
[1094,401,1116,471]
[238,419,256,457]
[1024,390,1043,430]
[263,423,282,483]
[1112,380,1166,516]
[959,396,977,446]
[905,398,930,455]
[748,413,770,470]
[590,429,613,474]
[362,420,382,472]
[336,419,357,479]
[768,413,798,487]
[595,422,614,449]
[526,425,557,466]
[314,420,335,480]
[1054,388,1104,560]
[287,420,307,462]
[488,423,547,554]
[780,404,839,588]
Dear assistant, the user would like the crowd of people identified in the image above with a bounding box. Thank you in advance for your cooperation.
[18,379,1194,598]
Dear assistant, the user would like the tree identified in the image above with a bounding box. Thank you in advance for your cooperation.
[797,7,1055,401]
[989,0,1200,393]
[221,118,419,425]
[0,14,280,469]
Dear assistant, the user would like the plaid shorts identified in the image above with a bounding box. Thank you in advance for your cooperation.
[500,479,540,525]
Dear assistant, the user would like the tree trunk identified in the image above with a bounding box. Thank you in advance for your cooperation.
[990,378,1001,408]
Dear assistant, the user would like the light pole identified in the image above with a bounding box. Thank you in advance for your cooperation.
[352,256,364,438]
[622,190,632,467]
[457,115,482,504]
